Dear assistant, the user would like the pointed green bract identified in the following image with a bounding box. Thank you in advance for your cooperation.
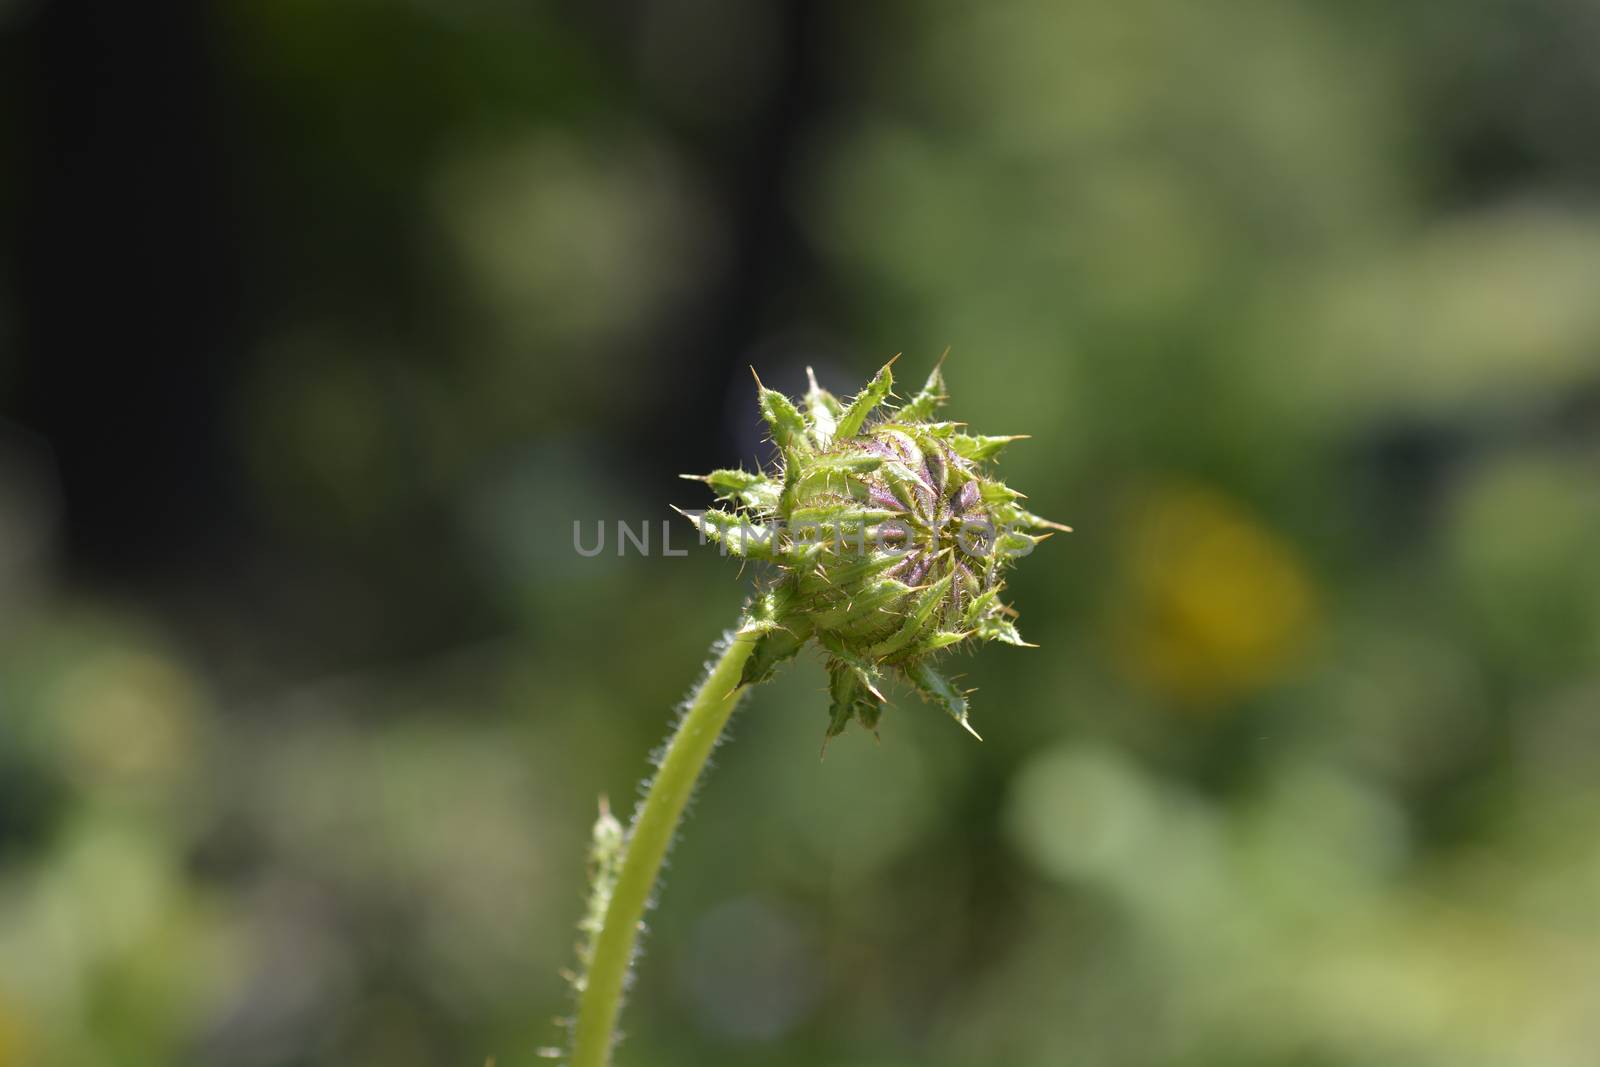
[788,503,899,528]
[900,362,947,422]
[865,570,954,660]
[804,367,841,448]
[920,629,971,653]
[979,481,1026,506]
[692,469,782,510]
[833,360,895,440]
[961,586,1003,629]
[757,382,809,451]
[816,633,888,695]
[825,668,858,738]
[907,660,979,739]
[691,508,780,559]
[680,354,1066,741]
[795,550,904,596]
[790,454,885,500]
[948,433,1028,462]
[809,452,887,476]
[741,619,814,686]
[826,661,884,740]
[977,615,1029,646]
[810,578,915,630]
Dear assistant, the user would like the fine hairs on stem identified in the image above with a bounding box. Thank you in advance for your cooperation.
[565,630,755,1067]
[560,356,1066,1065]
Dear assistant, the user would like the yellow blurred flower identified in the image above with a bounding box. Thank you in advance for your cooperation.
[1115,485,1317,707]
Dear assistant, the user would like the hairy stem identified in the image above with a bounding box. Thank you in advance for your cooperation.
[569,625,759,1067]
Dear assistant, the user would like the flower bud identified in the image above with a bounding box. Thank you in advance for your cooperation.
[683,356,1067,741]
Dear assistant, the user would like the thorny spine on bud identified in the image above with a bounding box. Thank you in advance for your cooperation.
[563,357,1066,1067]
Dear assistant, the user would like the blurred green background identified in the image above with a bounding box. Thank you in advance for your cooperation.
[3,1,1600,1065]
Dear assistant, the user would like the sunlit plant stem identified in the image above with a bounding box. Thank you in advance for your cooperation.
[567,631,756,1067]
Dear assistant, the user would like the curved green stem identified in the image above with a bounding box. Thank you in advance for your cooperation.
[569,626,759,1067]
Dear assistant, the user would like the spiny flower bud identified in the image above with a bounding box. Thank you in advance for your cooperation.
[681,355,1068,742]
